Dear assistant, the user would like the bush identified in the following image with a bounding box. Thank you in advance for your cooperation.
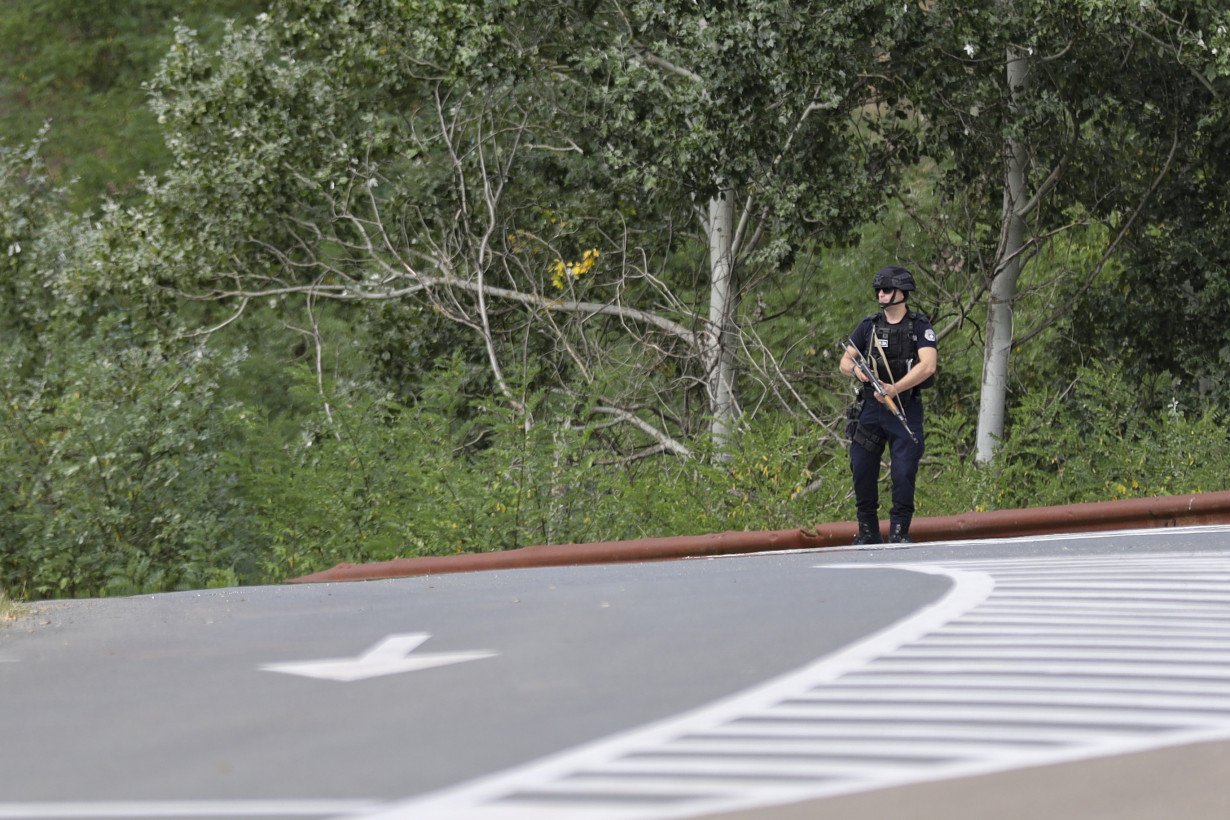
[236,360,853,581]
[0,321,254,598]
[918,362,1230,515]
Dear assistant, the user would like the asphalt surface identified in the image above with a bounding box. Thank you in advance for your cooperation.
[2,526,1229,819]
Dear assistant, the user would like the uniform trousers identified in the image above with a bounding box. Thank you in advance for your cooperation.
[850,393,925,525]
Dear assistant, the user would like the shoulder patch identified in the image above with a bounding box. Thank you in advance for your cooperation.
[924,328,937,342]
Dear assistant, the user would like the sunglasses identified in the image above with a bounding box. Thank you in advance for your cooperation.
[876,287,897,294]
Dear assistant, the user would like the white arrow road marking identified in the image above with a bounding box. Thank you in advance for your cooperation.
[260,633,496,682]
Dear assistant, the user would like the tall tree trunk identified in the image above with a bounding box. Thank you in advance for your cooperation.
[976,44,1030,463]
[706,189,739,451]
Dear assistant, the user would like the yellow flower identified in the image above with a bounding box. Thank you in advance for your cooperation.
[550,248,601,290]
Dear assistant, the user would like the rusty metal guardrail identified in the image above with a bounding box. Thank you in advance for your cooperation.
[286,490,1230,584]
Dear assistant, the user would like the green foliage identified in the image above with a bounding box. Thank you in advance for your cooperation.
[0,127,64,341]
[235,356,851,581]
[4,1,1230,604]
[580,0,925,264]
[0,321,255,599]
[0,588,18,622]
[242,353,1230,585]
[1065,97,1230,406]
[896,0,1230,411]
[0,133,257,600]
[142,0,525,279]
[0,0,262,208]
[919,363,1229,515]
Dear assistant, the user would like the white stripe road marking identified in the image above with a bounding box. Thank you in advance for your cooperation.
[865,659,1230,678]
[920,629,1225,639]
[787,689,1230,710]
[890,647,1230,662]
[993,579,1230,588]
[355,550,1230,819]
[757,703,1229,726]
[592,758,933,780]
[826,674,1230,695]
[990,590,1230,601]
[991,600,1230,611]
[648,737,1070,757]
[989,571,1230,580]
[0,800,380,818]
[684,722,1150,744]
[943,613,1230,627]
[912,636,1230,648]
[974,601,1230,615]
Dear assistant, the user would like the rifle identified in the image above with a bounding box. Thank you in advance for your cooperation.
[842,338,918,444]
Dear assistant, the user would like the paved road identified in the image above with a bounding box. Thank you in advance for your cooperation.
[2,526,1229,819]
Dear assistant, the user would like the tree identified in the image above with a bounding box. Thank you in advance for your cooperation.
[1063,4,1230,406]
[977,35,1029,463]
[894,0,1230,462]
[137,0,926,461]
[569,1,927,447]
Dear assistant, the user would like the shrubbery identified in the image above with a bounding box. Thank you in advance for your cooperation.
[2,324,1227,601]
[233,359,850,582]
[919,363,1228,515]
[0,322,253,598]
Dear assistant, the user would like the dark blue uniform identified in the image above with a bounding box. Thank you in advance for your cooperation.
[848,311,936,539]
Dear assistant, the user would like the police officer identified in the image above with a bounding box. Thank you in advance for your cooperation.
[839,266,938,544]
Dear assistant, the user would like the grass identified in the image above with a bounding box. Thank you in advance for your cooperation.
[0,590,20,624]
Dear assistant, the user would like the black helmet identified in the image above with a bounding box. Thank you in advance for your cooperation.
[872,265,916,292]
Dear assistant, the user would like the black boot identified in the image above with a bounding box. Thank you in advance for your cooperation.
[889,520,911,543]
[852,517,882,545]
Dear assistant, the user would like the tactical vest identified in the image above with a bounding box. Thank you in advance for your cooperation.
[862,311,934,396]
